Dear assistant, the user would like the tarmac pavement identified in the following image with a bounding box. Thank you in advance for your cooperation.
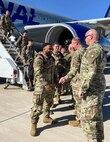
[0,64,110,142]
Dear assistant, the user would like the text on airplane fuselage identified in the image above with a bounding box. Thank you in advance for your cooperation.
[0,0,39,25]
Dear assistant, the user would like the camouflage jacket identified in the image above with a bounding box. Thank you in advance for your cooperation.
[16,35,28,47]
[21,45,34,65]
[34,52,56,87]
[52,52,65,79]
[1,15,13,30]
[63,52,75,74]
[80,42,106,94]
[65,47,86,88]
[26,46,35,63]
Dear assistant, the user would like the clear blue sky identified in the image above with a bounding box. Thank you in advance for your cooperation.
[15,0,110,20]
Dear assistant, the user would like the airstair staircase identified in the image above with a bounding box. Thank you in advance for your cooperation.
[0,27,28,90]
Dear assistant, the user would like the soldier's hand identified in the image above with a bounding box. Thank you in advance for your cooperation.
[59,77,65,84]
[55,60,59,65]
[44,84,53,93]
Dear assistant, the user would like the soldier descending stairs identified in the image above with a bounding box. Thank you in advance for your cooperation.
[0,25,28,90]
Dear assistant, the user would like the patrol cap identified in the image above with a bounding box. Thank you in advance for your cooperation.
[52,42,60,46]
[72,37,82,44]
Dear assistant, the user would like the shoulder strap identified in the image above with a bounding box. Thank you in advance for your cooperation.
[37,53,46,64]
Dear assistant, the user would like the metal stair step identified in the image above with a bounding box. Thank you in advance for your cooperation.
[3,44,12,48]
[0,30,28,90]
[8,48,17,52]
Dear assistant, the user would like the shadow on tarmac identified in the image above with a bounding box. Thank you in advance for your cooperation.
[104,62,110,75]
[37,114,76,136]
[104,68,110,75]
[37,97,76,135]
[0,77,6,84]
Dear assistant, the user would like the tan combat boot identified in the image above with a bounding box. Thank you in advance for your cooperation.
[43,115,56,124]
[30,123,37,136]
[68,120,80,127]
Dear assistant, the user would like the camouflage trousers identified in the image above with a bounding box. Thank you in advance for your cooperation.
[71,86,82,120]
[31,87,54,124]
[80,90,105,142]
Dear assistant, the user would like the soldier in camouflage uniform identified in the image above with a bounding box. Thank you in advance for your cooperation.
[26,39,35,90]
[21,39,35,90]
[52,42,65,104]
[63,43,75,96]
[78,29,106,142]
[15,30,28,55]
[60,47,69,95]
[30,43,56,136]
[1,10,14,42]
[59,37,86,127]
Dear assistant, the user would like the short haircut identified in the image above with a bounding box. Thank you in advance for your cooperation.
[28,39,33,42]
[52,42,60,46]
[72,37,81,44]
[42,43,52,48]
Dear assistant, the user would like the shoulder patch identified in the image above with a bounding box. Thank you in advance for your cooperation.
[86,49,99,64]
[90,54,95,58]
